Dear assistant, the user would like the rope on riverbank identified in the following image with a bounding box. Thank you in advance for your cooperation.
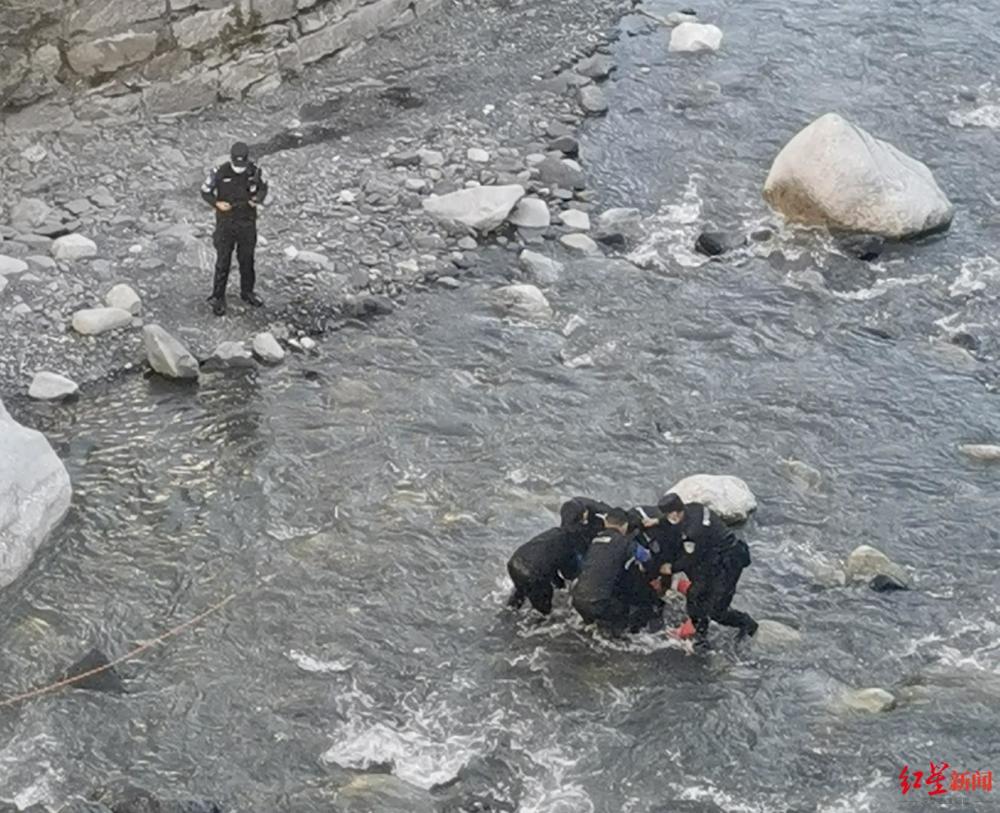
[0,591,239,710]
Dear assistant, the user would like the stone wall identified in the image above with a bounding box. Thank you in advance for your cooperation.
[0,0,441,135]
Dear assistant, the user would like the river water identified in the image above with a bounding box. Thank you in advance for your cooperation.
[3,0,1000,811]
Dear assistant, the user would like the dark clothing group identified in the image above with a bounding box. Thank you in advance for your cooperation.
[507,494,757,643]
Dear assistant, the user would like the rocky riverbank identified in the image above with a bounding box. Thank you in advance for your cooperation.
[0,0,653,397]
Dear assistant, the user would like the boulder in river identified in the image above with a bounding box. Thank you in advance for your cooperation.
[666,474,757,523]
[29,371,79,401]
[518,249,563,285]
[763,113,954,239]
[143,324,199,380]
[558,209,591,231]
[753,619,802,648]
[105,283,142,315]
[578,84,608,115]
[781,458,823,490]
[422,185,525,233]
[61,647,125,694]
[252,332,286,364]
[669,22,724,52]
[844,544,909,587]
[841,687,896,713]
[958,443,1000,462]
[594,207,642,245]
[493,284,553,321]
[507,196,551,228]
[559,233,601,256]
[207,341,255,369]
[72,307,132,335]
[695,230,746,257]
[0,398,72,589]
[870,574,908,593]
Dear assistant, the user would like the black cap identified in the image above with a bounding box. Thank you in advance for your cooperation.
[230,141,249,166]
[657,493,685,514]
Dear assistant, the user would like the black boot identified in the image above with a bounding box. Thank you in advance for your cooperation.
[241,292,264,307]
[209,297,226,316]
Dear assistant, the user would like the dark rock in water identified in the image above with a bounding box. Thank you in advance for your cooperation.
[343,295,395,318]
[836,233,885,261]
[695,230,746,257]
[535,156,586,191]
[750,226,774,242]
[547,135,579,157]
[109,787,223,813]
[870,574,908,593]
[950,331,980,353]
[62,648,125,694]
[858,324,898,341]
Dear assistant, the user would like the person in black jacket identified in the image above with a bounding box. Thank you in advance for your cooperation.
[201,141,268,316]
[506,498,605,615]
[654,493,757,641]
[571,508,654,634]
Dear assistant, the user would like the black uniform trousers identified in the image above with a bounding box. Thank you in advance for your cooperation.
[212,218,257,299]
[507,556,556,615]
[686,540,755,637]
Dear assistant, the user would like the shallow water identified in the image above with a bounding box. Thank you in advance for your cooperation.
[3,0,1000,811]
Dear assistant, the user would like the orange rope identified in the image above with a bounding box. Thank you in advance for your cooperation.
[0,591,238,709]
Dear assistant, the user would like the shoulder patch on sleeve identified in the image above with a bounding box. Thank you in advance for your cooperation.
[702,506,711,526]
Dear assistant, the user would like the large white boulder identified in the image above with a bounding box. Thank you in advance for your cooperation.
[422,184,525,233]
[753,619,802,648]
[71,307,132,335]
[763,113,954,239]
[252,332,285,364]
[143,324,200,380]
[0,398,72,589]
[51,233,98,261]
[666,474,757,523]
[508,197,551,229]
[669,22,723,52]
[959,443,1000,462]
[844,544,909,586]
[492,284,553,321]
[841,687,896,713]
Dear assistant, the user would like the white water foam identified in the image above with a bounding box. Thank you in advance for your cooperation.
[949,256,1000,297]
[0,731,64,810]
[627,177,708,271]
[287,649,354,673]
[948,104,1000,129]
[517,744,595,813]
[830,273,936,302]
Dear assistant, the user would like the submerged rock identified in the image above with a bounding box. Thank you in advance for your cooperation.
[870,574,909,593]
[493,284,553,321]
[844,544,909,587]
[782,458,823,490]
[669,22,724,52]
[61,647,125,694]
[666,474,757,523]
[422,185,525,233]
[959,443,1000,462]
[334,774,435,813]
[841,687,896,713]
[143,324,199,380]
[29,371,80,401]
[0,398,72,589]
[695,230,746,257]
[753,619,802,647]
[594,207,642,245]
[763,113,954,238]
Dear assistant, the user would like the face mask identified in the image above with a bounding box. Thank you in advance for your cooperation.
[231,163,247,174]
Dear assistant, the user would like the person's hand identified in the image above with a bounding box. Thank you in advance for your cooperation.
[216,201,232,212]
[670,618,696,640]
[642,517,658,528]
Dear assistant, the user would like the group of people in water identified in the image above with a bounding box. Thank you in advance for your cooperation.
[506,493,757,644]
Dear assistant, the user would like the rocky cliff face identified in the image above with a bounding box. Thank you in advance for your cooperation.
[0,0,439,136]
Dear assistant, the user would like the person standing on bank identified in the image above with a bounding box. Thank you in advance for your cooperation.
[201,141,268,316]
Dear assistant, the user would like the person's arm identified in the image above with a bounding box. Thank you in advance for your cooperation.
[200,168,219,207]
[251,165,268,205]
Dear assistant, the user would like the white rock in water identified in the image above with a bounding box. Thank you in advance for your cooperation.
[0,255,29,276]
[562,314,586,336]
[959,443,1000,461]
[105,283,141,315]
[143,324,200,379]
[578,84,608,114]
[763,113,954,239]
[559,233,601,256]
[51,234,98,261]
[518,249,563,284]
[493,284,553,321]
[559,209,591,230]
[0,397,72,589]
[71,307,132,335]
[842,687,896,713]
[467,147,490,163]
[666,473,758,523]
[845,544,908,586]
[782,458,823,490]
[252,332,285,363]
[208,341,255,368]
[422,184,525,232]
[508,197,551,228]
[28,372,79,401]
[810,561,847,588]
[669,22,724,52]
[594,207,642,243]
[753,619,803,647]
[300,336,317,350]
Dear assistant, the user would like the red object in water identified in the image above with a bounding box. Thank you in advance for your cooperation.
[672,618,696,639]
[676,578,692,595]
